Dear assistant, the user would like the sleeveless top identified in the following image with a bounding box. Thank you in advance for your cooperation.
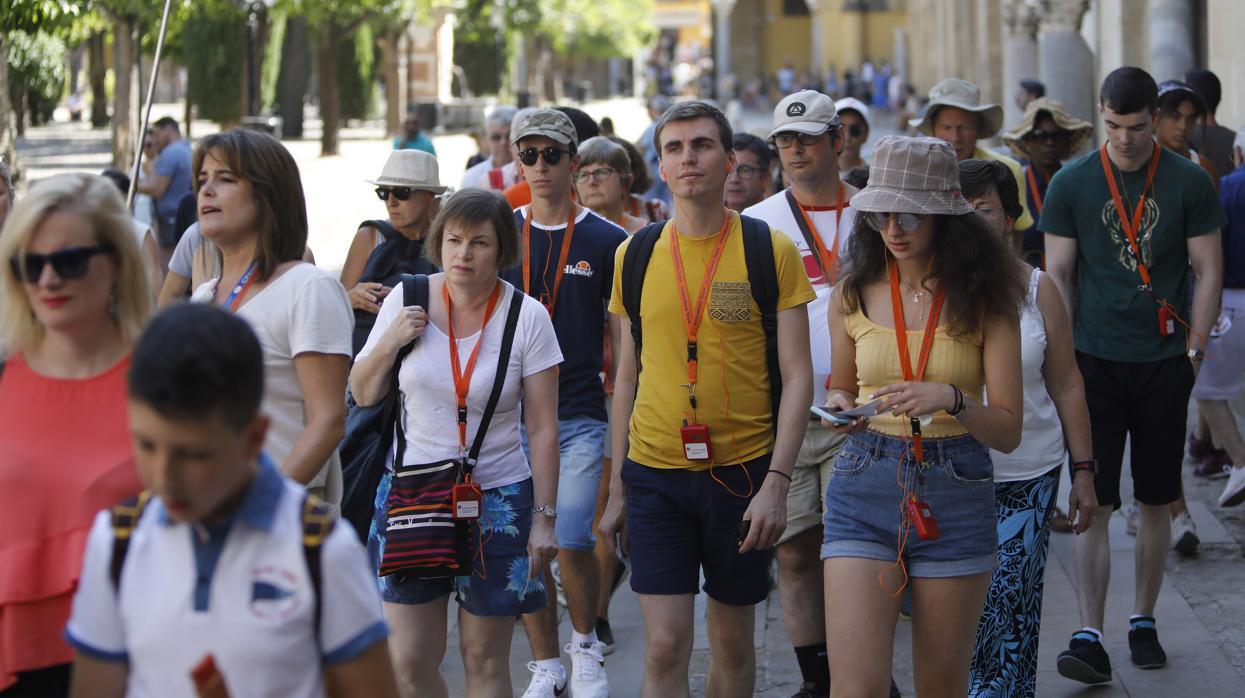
[845,298,984,438]
[990,268,1064,481]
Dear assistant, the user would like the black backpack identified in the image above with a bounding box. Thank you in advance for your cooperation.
[619,215,782,428]
[351,220,439,357]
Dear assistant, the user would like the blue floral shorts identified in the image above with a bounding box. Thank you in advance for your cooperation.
[367,472,547,617]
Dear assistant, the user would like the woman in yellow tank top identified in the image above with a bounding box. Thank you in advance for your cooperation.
[818,136,1025,696]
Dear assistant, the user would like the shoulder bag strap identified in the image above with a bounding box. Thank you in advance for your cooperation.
[463,287,525,472]
[300,493,335,646]
[783,189,825,277]
[387,273,429,471]
[109,491,153,592]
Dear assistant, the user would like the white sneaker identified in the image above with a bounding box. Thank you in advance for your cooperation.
[566,641,610,698]
[1171,510,1199,556]
[521,662,567,698]
[1123,503,1139,536]
[1219,466,1245,507]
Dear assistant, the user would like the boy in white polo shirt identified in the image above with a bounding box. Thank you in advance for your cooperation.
[65,304,397,698]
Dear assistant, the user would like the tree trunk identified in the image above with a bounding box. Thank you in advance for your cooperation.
[316,21,341,156]
[111,17,139,171]
[380,26,402,137]
[278,15,310,139]
[89,31,108,127]
[184,89,193,139]
[0,35,16,183]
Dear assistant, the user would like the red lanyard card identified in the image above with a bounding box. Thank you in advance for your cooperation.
[1158,305,1175,337]
[906,495,940,541]
[680,422,712,462]
[453,480,483,520]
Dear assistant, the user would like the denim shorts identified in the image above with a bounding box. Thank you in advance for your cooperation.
[821,430,997,578]
[622,455,773,606]
[367,472,547,617]
[521,416,608,551]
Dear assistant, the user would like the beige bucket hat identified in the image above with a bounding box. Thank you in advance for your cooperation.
[1002,98,1094,160]
[909,77,1005,138]
[366,150,447,193]
[849,136,974,216]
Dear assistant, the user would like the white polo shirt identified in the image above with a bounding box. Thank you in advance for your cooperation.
[65,457,388,698]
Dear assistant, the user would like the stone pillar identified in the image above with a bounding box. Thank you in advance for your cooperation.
[806,0,823,77]
[713,0,735,96]
[1038,0,1094,125]
[840,3,867,75]
[1149,0,1195,82]
[1002,0,1040,129]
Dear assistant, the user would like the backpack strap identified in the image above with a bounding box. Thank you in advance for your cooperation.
[109,491,153,592]
[463,287,525,474]
[301,493,335,643]
[388,273,429,476]
[739,215,782,431]
[359,219,399,245]
[621,222,665,364]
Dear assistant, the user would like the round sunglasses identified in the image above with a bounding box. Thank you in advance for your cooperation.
[517,147,572,167]
[863,211,926,233]
[10,245,109,282]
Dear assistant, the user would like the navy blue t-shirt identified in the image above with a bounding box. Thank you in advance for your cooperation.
[1220,165,1245,289]
[502,207,627,422]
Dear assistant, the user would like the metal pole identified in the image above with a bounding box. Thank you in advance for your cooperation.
[126,0,175,209]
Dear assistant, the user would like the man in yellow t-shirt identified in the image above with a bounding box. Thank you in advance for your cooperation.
[598,101,814,696]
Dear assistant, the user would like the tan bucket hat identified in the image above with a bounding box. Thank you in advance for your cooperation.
[1002,98,1094,160]
[909,77,1004,138]
[849,136,974,216]
[366,150,447,193]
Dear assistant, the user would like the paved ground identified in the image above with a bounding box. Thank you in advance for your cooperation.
[14,103,1245,696]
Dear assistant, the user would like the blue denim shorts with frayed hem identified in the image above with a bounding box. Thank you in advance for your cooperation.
[821,430,997,578]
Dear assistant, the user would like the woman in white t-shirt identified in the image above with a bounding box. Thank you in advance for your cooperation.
[352,189,561,697]
[959,159,1098,695]
[189,129,353,505]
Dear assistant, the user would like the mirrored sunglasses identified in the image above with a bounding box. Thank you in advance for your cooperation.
[864,211,925,233]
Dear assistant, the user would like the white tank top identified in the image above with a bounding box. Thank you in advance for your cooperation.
[990,268,1065,481]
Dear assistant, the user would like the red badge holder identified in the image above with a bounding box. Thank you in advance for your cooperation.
[681,421,713,462]
[907,494,940,541]
[453,475,483,520]
[1158,305,1176,337]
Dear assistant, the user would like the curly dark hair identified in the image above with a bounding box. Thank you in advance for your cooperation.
[836,212,1025,337]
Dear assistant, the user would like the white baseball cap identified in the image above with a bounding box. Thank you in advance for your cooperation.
[769,90,839,140]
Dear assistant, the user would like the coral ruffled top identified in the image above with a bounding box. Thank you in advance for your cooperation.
[0,354,141,689]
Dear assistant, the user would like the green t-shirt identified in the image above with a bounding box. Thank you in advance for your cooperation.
[1040,146,1226,362]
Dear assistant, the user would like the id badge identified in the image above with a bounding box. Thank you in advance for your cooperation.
[906,497,941,541]
[1158,305,1176,337]
[680,422,712,462]
[453,481,483,520]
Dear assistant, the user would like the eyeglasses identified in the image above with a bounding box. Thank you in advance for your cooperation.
[863,211,925,233]
[375,187,414,201]
[575,167,617,183]
[772,131,828,149]
[517,147,571,167]
[1024,129,1070,143]
[728,164,763,180]
[10,245,109,282]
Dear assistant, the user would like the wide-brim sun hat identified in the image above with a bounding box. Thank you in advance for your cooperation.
[366,149,447,193]
[849,135,974,216]
[908,77,1004,138]
[1002,97,1094,160]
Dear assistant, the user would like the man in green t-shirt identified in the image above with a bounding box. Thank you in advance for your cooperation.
[1041,66,1225,686]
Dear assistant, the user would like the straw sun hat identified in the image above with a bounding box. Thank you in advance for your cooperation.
[1002,98,1094,160]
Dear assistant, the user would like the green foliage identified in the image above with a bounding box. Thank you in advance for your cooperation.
[182,2,247,123]
[6,30,69,126]
[453,0,505,96]
[0,0,89,34]
[337,22,377,121]
[541,0,654,58]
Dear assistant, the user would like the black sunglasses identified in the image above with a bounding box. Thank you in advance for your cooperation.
[1025,129,1070,143]
[846,124,864,138]
[517,147,571,167]
[864,212,925,233]
[375,186,414,202]
[10,245,109,282]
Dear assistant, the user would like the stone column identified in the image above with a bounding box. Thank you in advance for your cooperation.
[1002,0,1040,129]
[713,0,736,96]
[1149,0,1196,82]
[1038,0,1094,124]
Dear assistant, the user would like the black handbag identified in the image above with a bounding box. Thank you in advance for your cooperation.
[339,273,428,543]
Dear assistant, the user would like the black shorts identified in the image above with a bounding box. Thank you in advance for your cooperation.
[621,454,772,606]
[1077,351,1195,509]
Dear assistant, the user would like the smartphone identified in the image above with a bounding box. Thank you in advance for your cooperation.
[737,519,751,545]
[614,531,631,572]
[810,404,853,426]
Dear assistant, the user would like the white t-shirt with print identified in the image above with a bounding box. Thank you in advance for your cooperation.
[461,160,520,192]
[357,279,563,490]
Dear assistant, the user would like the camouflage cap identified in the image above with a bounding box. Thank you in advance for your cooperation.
[511,108,578,148]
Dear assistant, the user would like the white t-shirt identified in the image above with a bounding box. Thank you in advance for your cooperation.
[357,280,563,490]
[192,264,353,495]
[744,190,856,405]
[461,159,519,191]
[65,463,387,698]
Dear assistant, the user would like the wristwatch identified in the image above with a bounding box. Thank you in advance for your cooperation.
[533,505,558,519]
[1188,348,1206,363]
[1071,459,1098,476]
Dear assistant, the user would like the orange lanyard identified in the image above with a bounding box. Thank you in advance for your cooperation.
[670,210,734,409]
[445,281,502,452]
[795,183,845,284]
[522,210,576,316]
[1025,165,1045,216]
[889,263,945,463]
[1099,143,1161,288]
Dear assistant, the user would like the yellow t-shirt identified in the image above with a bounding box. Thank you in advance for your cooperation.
[844,304,984,438]
[608,213,815,469]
